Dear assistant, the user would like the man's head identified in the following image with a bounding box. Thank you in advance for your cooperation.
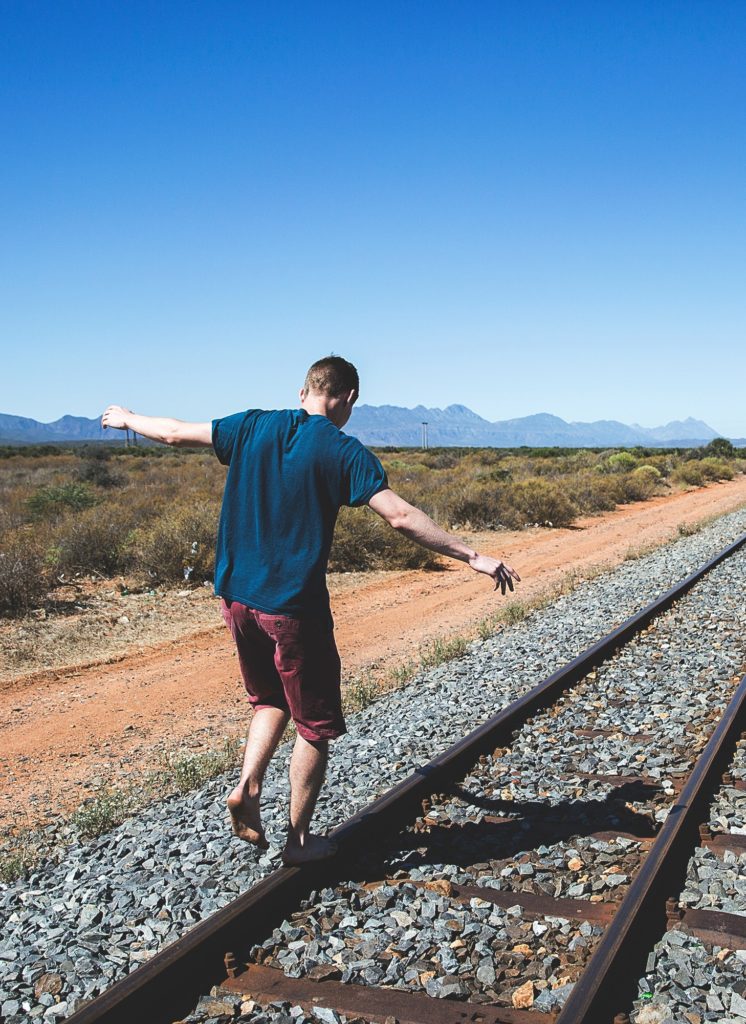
[303,356,359,398]
[300,356,359,428]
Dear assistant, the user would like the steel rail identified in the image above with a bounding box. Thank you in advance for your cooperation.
[66,531,746,1024]
[556,669,746,1024]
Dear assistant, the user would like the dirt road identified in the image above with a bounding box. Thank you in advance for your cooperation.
[3,477,746,835]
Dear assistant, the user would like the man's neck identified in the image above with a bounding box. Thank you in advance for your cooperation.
[299,387,355,429]
[300,395,333,419]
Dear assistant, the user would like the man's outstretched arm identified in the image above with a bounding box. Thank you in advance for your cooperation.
[101,406,213,447]
[368,487,520,595]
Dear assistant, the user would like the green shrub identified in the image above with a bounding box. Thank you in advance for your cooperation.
[132,501,220,582]
[603,451,638,473]
[633,464,662,481]
[671,462,706,487]
[27,482,98,519]
[618,465,662,501]
[329,507,440,571]
[565,473,625,513]
[500,479,578,528]
[699,457,733,481]
[0,531,48,615]
[705,437,735,458]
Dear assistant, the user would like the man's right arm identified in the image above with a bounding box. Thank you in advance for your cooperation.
[101,406,213,447]
[368,487,520,595]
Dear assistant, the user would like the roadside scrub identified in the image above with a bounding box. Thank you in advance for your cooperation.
[1,441,743,617]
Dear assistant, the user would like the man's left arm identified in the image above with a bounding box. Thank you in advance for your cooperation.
[101,406,213,447]
[368,487,520,594]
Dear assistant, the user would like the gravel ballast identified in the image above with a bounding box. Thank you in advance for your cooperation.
[238,535,744,1020]
[1,509,745,1021]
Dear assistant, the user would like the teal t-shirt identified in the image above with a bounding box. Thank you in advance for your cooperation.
[212,408,388,626]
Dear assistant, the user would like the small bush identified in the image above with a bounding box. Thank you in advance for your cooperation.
[50,506,137,576]
[565,473,625,513]
[618,465,662,502]
[27,482,98,519]
[132,501,220,582]
[604,451,637,473]
[705,437,735,458]
[76,459,122,488]
[500,479,578,528]
[0,532,48,615]
[446,483,502,529]
[671,462,706,487]
[699,457,733,481]
[633,464,662,481]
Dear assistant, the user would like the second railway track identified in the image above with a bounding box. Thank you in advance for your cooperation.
[54,523,746,1024]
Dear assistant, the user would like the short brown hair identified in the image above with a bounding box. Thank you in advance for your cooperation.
[304,356,359,397]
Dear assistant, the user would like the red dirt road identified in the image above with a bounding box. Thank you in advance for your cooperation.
[3,477,746,834]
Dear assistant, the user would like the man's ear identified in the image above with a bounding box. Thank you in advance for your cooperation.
[299,387,307,403]
[347,389,358,407]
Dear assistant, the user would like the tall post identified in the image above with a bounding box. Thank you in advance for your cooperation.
[421,421,429,450]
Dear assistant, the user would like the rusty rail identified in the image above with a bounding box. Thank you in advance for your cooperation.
[555,670,746,1023]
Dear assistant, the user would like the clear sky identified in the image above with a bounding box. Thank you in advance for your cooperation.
[2,1,745,435]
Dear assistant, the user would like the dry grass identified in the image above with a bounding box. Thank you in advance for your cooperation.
[0,442,743,617]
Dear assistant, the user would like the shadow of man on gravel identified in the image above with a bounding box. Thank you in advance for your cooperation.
[343,780,660,881]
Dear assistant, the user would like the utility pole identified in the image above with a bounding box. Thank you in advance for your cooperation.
[421,421,429,450]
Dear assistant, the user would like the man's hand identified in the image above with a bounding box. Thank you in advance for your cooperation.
[100,407,213,446]
[101,405,132,430]
[468,553,521,595]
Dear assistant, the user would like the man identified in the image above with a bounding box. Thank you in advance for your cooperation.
[102,356,519,865]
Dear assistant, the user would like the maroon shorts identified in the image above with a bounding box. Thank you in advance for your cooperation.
[220,599,346,742]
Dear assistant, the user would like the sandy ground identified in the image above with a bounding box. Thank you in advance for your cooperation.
[3,477,746,836]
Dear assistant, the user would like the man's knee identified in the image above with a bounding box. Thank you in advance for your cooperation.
[296,732,329,753]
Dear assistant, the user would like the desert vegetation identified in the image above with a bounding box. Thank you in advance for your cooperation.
[0,439,742,617]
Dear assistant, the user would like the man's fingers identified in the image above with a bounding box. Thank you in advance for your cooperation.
[489,559,520,595]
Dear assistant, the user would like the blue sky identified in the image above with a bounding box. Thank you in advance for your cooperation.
[2,1,745,435]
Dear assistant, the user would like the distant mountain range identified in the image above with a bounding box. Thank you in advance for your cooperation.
[1,406,742,448]
[346,406,740,448]
[0,413,111,444]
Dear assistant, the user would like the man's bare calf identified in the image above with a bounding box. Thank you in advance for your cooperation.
[227,706,289,848]
[281,734,338,866]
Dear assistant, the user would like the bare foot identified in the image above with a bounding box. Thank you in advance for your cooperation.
[282,834,338,866]
[227,786,269,848]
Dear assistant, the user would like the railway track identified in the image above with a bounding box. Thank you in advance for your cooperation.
[63,532,746,1024]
